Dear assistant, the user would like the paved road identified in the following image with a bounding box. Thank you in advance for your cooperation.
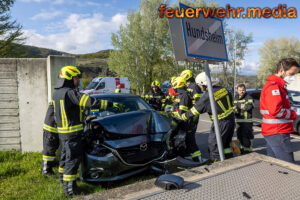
[195,113,300,164]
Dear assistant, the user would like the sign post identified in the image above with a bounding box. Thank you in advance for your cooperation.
[168,3,228,161]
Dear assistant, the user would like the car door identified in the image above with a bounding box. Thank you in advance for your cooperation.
[249,91,262,123]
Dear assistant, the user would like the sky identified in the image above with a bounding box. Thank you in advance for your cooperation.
[10,0,300,76]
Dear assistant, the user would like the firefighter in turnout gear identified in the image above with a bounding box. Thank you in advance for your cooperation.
[42,100,59,177]
[146,80,166,111]
[180,72,235,161]
[172,77,206,163]
[53,66,123,197]
[180,70,202,105]
[180,70,202,152]
[233,84,254,154]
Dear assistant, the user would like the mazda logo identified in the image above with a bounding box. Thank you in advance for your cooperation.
[140,143,148,151]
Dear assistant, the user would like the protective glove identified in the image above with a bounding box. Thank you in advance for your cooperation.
[113,102,125,111]
[85,115,97,123]
[171,112,183,121]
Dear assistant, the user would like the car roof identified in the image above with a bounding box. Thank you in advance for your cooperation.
[247,88,262,93]
[90,93,140,98]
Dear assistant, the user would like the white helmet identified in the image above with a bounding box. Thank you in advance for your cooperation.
[195,72,220,86]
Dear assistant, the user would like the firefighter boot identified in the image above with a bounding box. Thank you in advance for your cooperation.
[192,156,209,164]
[64,180,79,197]
[42,161,54,177]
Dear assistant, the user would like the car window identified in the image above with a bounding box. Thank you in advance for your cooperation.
[289,91,300,105]
[96,82,105,90]
[85,81,98,90]
[90,96,152,117]
[250,92,261,100]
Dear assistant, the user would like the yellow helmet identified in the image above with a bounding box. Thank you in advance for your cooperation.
[180,69,193,81]
[170,76,177,83]
[59,66,81,80]
[172,77,186,89]
[151,80,160,88]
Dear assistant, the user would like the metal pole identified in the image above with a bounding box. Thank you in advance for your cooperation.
[204,61,225,161]
[233,40,237,98]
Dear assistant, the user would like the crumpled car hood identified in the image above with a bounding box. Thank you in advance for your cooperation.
[92,110,176,135]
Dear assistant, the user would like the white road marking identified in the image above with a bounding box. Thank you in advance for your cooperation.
[291,134,300,140]
[199,119,212,123]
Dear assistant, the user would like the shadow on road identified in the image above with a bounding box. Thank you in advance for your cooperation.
[196,129,300,164]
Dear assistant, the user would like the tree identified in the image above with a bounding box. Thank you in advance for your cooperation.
[108,0,218,94]
[0,0,24,57]
[220,27,253,86]
[257,36,300,87]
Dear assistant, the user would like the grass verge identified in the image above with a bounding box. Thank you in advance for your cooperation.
[0,151,154,200]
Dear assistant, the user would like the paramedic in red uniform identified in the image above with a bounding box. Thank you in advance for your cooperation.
[260,58,299,163]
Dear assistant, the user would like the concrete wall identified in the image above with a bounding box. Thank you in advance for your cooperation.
[0,59,21,151]
[47,55,76,102]
[18,59,48,152]
[287,73,300,91]
[0,56,76,152]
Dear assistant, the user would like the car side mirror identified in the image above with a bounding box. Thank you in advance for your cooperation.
[154,174,184,190]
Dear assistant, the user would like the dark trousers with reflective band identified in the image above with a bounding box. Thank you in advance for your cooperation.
[264,133,294,163]
[208,119,235,160]
[236,122,254,152]
[184,119,199,157]
[43,130,59,162]
[59,131,83,181]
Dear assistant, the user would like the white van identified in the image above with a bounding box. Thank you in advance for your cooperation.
[81,77,130,94]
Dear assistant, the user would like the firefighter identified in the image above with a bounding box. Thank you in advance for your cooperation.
[260,58,299,163]
[172,77,206,163]
[180,70,202,105]
[233,84,254,154]
[52,66,123,197]
[115,84,121,93]
[180,72,235,161]
[146,80,166,111]
[180,70,202,149]
[42,100,59,177]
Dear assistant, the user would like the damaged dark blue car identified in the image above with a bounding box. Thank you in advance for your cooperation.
[80,94,202,183]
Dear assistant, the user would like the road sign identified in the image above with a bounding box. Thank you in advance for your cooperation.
[180,3,228,61]
[168,3,228,161]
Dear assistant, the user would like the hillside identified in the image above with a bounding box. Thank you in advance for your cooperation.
[11,44,114,77]
[12,44,68,58]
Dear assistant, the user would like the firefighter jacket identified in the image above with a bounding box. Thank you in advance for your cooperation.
[177,87,193,115]
[182,86,234,121]
[43,100,58,133]
[145,89,166,111]
[233,93,254,123]
[53,87,113,134]
[260,75,297,136]
[187,82,202,105]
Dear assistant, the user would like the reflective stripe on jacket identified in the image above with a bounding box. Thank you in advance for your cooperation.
[183,86,234,121]
[260,75,296,136]
[233,93,254,123]
[187,82,202,105]
[43,100,57,133]
[53,87,111,134]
